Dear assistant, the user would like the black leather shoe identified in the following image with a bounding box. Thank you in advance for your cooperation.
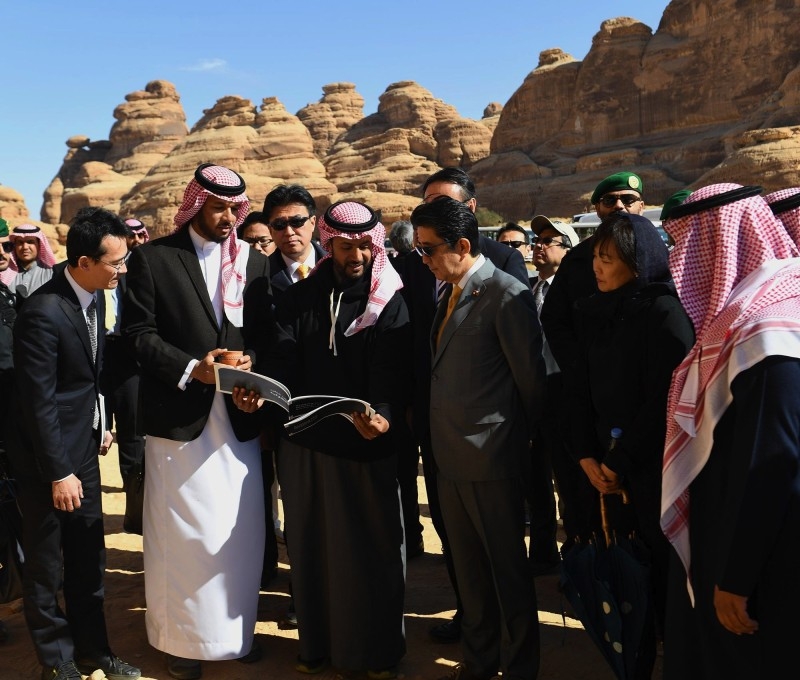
[75,654,141,680]
[41,660,82,680]
[429,615,461,643]
[236,641,262,664]
[166,654,202,680]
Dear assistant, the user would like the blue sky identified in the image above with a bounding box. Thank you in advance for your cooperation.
[2,0,667,216]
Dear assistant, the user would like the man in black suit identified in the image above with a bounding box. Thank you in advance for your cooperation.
[263,184,327,297]
[123,163,274,680]
[401,167,529,643]
[8,208,140,680]
[259,184,327,614]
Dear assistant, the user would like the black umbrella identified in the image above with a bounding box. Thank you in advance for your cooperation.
[560,491,650,680]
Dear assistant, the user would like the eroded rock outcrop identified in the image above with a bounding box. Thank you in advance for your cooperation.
[322,80,492,224]
[120,95,336,237]
[475,0,800,218]
[42,80,188,225]
[25,0,800,227]
[297,83,365,158]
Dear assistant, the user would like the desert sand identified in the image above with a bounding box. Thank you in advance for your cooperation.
[1,445,662,679]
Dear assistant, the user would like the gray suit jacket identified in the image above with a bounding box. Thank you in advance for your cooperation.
[429,259,545,482]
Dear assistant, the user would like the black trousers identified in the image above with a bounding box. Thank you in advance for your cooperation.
[101,337,144,481]
[17,443,110,667]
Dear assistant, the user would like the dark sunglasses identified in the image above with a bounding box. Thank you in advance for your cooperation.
[1,241,13,253]
[269,215,310,231]
[600,193,642,208]
[502,240,527,249]
[414,240,456,257]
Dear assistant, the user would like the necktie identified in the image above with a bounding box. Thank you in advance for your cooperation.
[436,285,461,348]
[296,264,310,280]
[533,279,549,315]
[86,298,99,429]
[435,279,450,305]
[104,288,117,332]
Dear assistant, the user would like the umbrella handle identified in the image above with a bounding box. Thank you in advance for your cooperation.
[599,489,630,547]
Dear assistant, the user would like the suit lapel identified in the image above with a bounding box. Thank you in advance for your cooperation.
[53,276,96,368]
[431,261,494,366]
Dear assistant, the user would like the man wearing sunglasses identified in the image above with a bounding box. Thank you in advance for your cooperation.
[540,171,649,551]
[263,184,326,299]
[403,167,529,646]
[260,184,326,626]
[410,197,544,680]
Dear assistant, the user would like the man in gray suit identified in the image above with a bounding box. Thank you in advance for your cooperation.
[410,197,545,680]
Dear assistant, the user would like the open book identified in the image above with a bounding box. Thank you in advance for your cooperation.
[214,364,375,436]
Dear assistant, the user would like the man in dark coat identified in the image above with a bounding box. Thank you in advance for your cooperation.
[402,167,529,643]
[262,201,410,677]
[8,208,140,680]
[123,163,273,679]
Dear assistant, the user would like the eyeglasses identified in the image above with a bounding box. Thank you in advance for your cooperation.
[532,236,567,249]
[269,215,310,231]
[243,236,273,248]
[599,193,642,208]
[1,241,12,253]
[415,240,456,257]
[501,240,527,249]
[97,251,131,273]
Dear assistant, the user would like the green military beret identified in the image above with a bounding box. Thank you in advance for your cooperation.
[660,189,692,221]
[0,218,8,238]
[591,172,644,204]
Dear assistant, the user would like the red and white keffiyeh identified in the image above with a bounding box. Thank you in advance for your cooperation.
[174,164,250,327]
[1,224,58,285]
[316,201,404,336]
[661,183,800,602]
[765,187,800,248]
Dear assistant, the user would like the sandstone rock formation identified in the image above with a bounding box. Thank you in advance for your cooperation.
[0,185,31,223]
[119,95,336,237]
[474,0,800,218]
[297,83,365,158]
[42,80,188,226]
[25,0,800,229]
[322,80,493,224]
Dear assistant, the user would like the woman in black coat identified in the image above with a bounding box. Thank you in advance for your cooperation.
[569,212,695,679]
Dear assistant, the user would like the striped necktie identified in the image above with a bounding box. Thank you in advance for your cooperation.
[533,279,549,315]
[86,298,100,429]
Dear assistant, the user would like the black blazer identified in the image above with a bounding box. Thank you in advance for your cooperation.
[8,270,105,482]
[122,228,274,442]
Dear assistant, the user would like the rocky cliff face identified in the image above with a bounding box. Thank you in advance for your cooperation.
[474,0,800,218]
[42,80,188,227]
[11,0,798,233]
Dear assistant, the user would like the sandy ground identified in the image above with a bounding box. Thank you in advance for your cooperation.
[1,445,662,680]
